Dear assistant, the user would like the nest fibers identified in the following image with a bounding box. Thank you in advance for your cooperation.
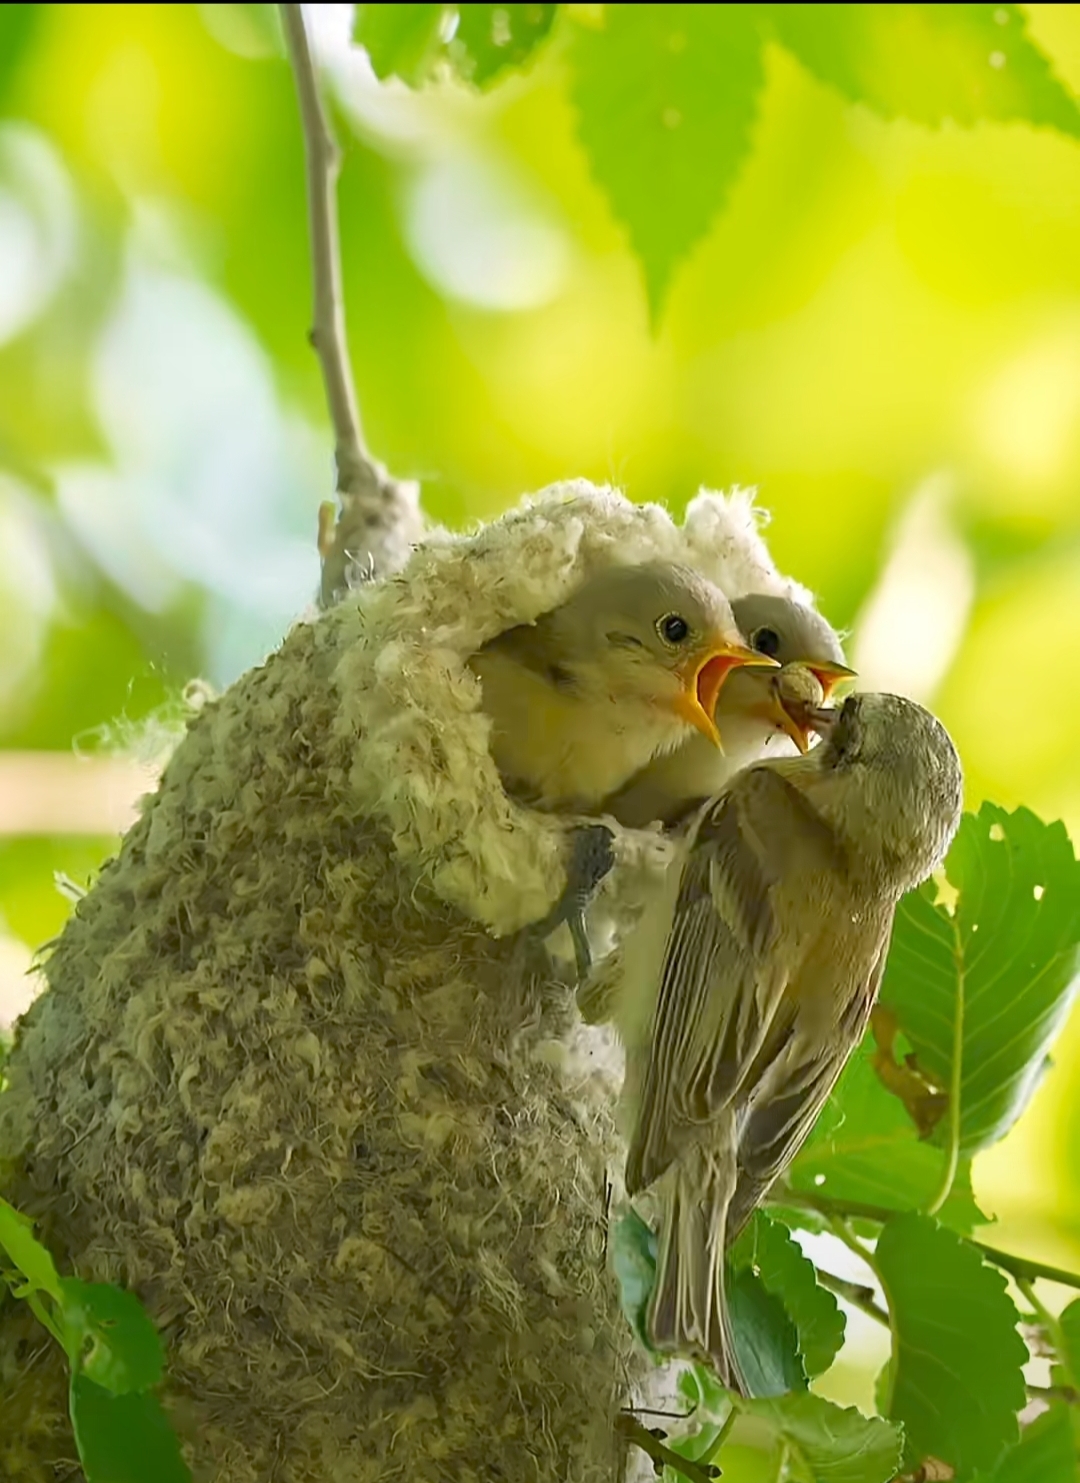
[0,481,806,1482]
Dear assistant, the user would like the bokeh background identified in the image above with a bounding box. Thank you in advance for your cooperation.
[1,0,1079,1410]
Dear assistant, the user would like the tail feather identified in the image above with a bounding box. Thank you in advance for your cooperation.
[647,1140,748,1394]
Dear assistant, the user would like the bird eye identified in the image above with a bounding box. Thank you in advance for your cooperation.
[751,626,781,659]
[656,613,690,646]
[828,696,861,765]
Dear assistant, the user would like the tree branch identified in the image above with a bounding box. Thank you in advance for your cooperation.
[778,1189,1080,1293]
[279,2,422,605]
[1027,1382,1080,1403]
[814,1267,889,1327]
[981,1244,1080,1294]
[615,1415,720,1482]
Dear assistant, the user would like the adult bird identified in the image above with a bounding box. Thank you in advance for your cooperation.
[603,593,854,829]
[612,692,963,1391]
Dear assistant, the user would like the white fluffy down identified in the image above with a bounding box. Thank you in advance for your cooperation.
[331,480,813,938]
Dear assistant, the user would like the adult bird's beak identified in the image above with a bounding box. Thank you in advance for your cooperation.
[806,706,842,736]
[771,662,857,753]
[673,641,779,750]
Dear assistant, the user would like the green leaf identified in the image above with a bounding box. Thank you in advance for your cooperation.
[786,1042,988,1233]
[353,3,556,89]
[568,4,764,320]
[880,804,1080,1153]
[727,1265,806,1398]
[741,1393,904,1483]
[769,4,1080,137]
[730,1212,845,1378]
[70,1375,191,1483]
[449,4,558,87]
[610,1208,658,1352]
[197,4,284,60]
[60,1279,165,1395]
[0,1195,63,1303]
[972,1403,1080,1483]
[1059,1296,1080,1388]
[353,3,449,85]
[876,1213,1027,1475]
[608,1207,810,1397]
[0,4,38,102]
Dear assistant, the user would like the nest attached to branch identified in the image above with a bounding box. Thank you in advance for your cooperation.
[0,481,801,1482]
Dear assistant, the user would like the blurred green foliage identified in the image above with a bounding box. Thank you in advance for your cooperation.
[4,3,1080,1477]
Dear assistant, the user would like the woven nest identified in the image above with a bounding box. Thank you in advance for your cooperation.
[0,481,803,1481]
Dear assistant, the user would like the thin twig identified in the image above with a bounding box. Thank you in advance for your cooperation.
[1027,1382,1080,1402]
[699,1404,738,1468]
[774,1190,901,1226]
[615,1415,721,1482]
[1017,1276,1077,1393]
[778,1188,1080,1292]
[279,2,422,604]
[823,1212,879,1273]
[280,2,365,489]
[815,1267,889,1327]
[981,1244,1080,1294]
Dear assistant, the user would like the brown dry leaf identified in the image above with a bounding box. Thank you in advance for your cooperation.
[870,1005,950,1139]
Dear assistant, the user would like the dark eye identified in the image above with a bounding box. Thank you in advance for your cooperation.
[657,613,690,645]
[751,626,781,659]
[828,697,861,766]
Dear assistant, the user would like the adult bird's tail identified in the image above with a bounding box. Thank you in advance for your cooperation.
[646,1138,748,1395]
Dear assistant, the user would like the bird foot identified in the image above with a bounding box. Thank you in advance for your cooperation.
[527,824,616,981]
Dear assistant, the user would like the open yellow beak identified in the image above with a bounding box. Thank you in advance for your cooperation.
[673,641,779,751]
[768,694,816,755]
[806,661,857,704]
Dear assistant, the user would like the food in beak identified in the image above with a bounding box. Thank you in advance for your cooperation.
[806,660,857,704]
[764,665,824,754]
[769,662,857,752]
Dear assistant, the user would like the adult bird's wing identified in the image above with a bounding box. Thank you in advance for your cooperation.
[724,934,891,1244]
[625,765,848,1196]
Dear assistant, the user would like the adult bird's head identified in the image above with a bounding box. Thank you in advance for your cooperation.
[800,691,964,891]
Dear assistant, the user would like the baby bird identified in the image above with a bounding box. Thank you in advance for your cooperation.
[468,562,777,813]
[604,593,853,828]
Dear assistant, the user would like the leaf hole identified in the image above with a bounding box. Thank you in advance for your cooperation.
[989,822,1005,842]
[1034,884,1045,901]
[970,922,979,933]
[813,1173,826,1187]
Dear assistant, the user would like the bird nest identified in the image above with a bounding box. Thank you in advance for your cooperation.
[0,480,803,1482]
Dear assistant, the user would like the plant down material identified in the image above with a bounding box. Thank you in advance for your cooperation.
[0,480,805,1482]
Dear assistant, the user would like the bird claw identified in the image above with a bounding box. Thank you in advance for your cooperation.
[527,824,616,981]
